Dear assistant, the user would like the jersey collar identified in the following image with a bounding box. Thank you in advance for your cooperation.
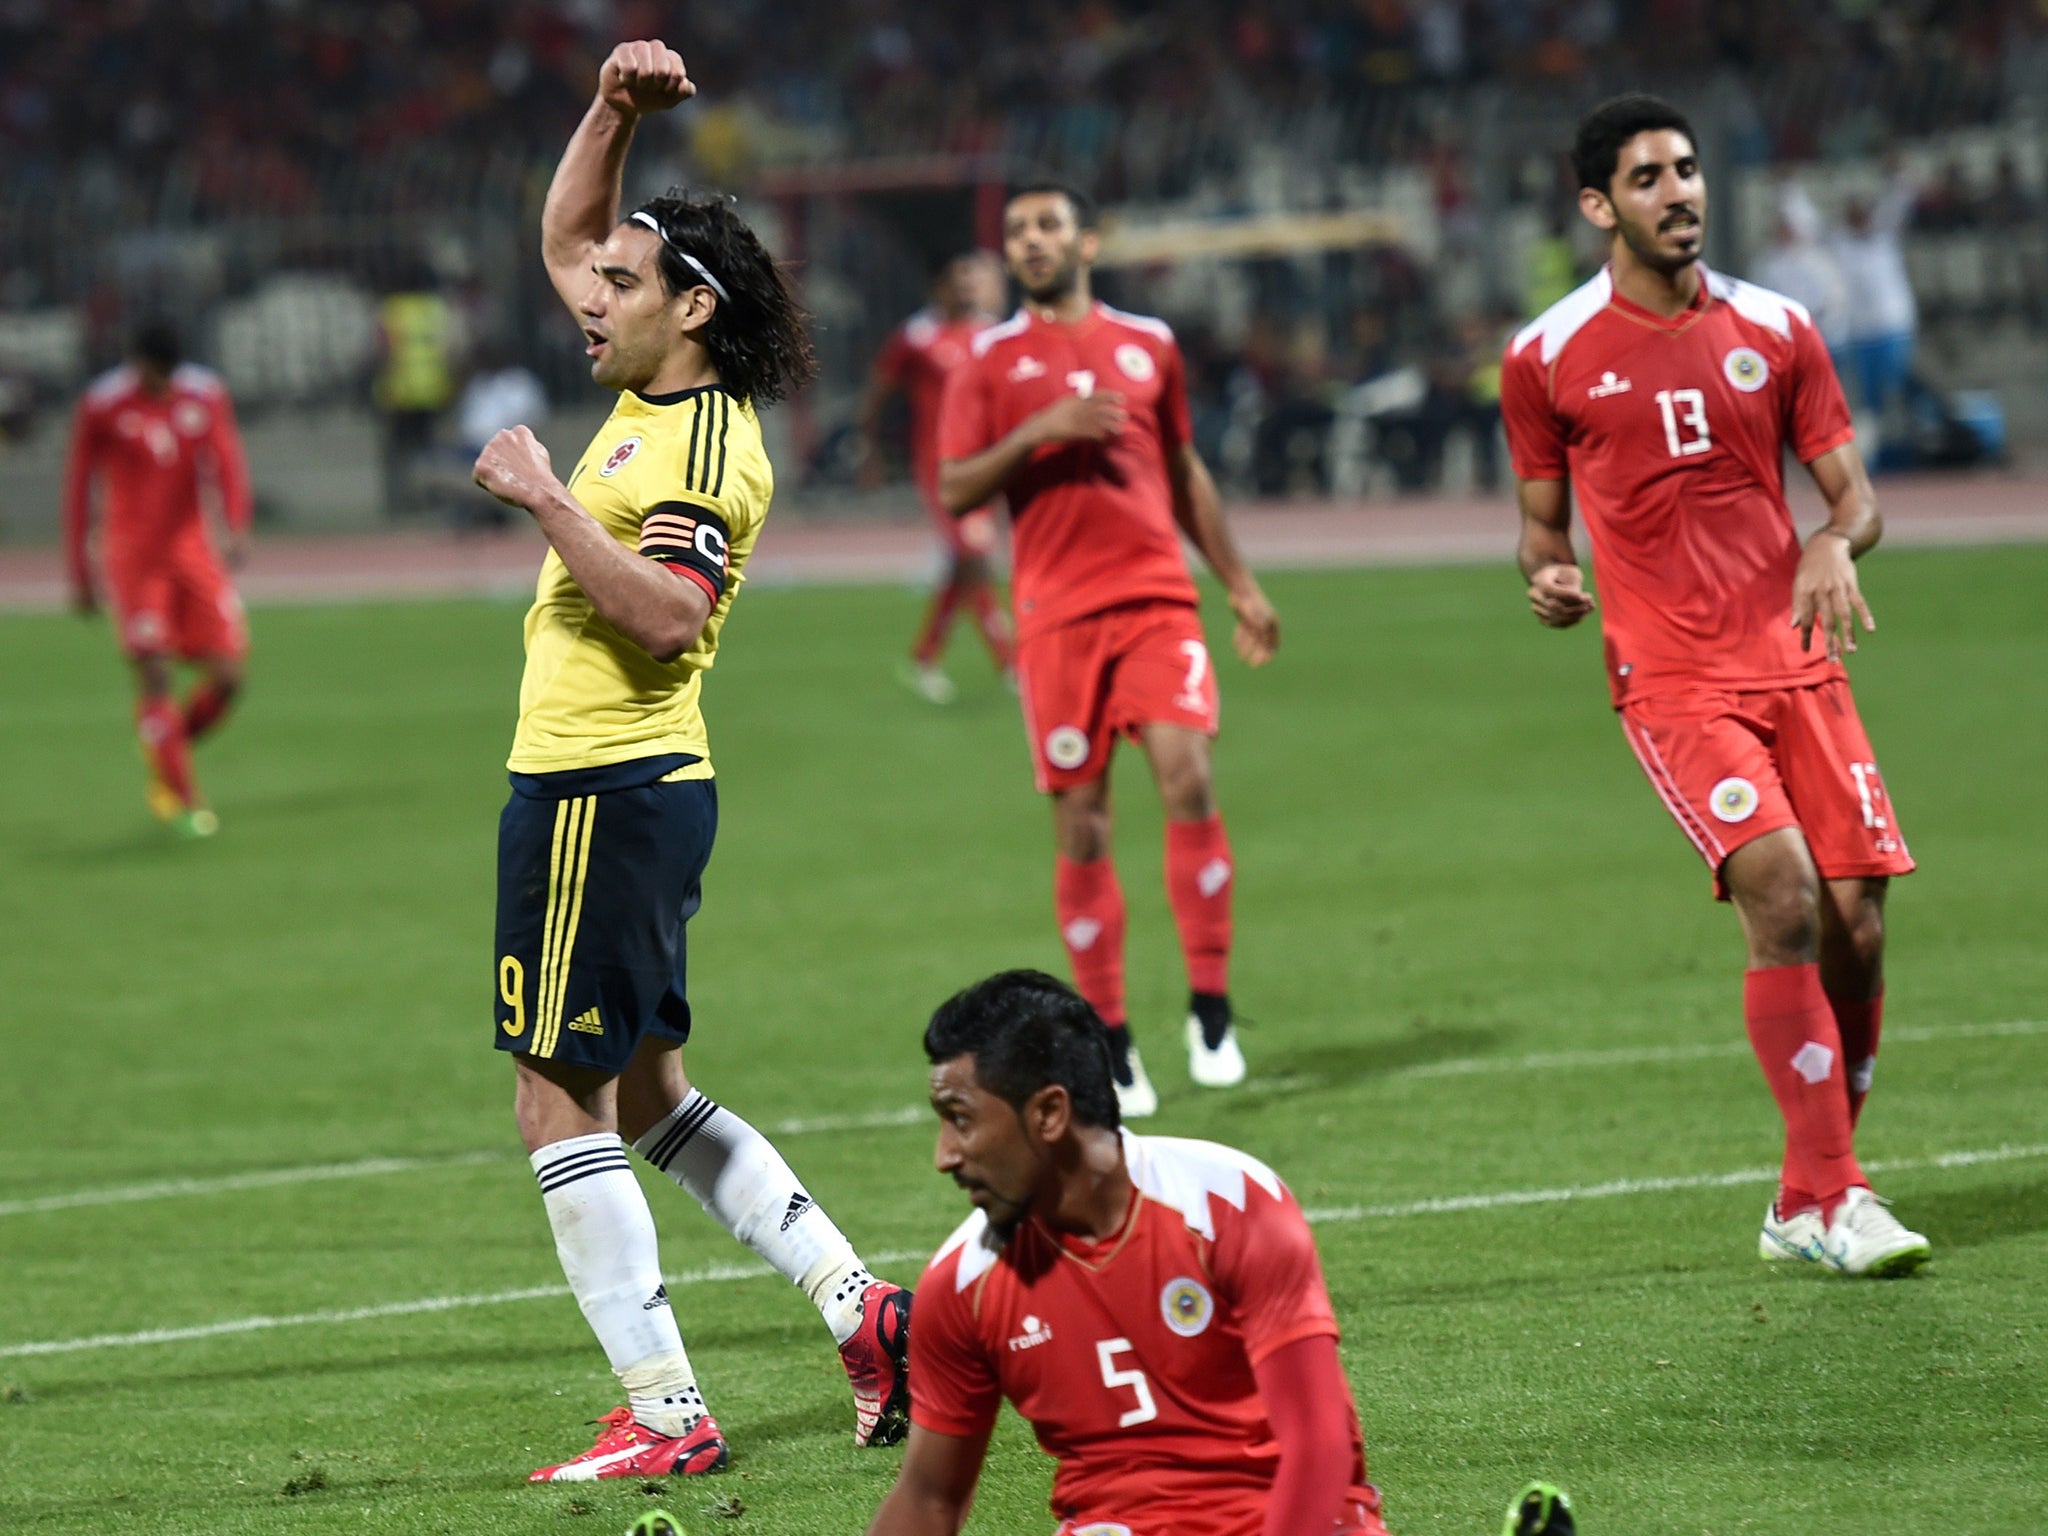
[1605,262,1715,334]
[630,382,738,408]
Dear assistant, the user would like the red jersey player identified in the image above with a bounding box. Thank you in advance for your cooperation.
[937,183,1281,1117]
[1500,96,1927,1276]
[859,250,1015,703]
[866,969,1393,1536]
[65,321,252,838]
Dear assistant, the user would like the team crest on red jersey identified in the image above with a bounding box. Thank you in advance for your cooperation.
[1114,343,1155,382]
[599,436,642,477]
[1710,776,1760,822]
[1160,1276,1214,1337]
[1723,348,1769,393]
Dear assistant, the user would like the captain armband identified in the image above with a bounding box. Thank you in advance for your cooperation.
[638,502,734,601]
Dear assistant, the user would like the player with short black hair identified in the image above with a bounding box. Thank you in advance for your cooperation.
[867,969,1393,1536]
[937,180,1281,1117]
[1501,94,1927,1276]
[471,39,907,1483]
[64,318,253,837]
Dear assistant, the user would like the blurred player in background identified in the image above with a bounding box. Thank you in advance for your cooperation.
[64,320,251,838]
[938,183,1281,1118]
[866,969,1394,1536]
[472,39,909,1482]
[1502,95,1927,1277]
[858,250,1015,703]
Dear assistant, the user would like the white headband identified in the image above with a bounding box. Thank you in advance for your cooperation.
[630,211,731,302]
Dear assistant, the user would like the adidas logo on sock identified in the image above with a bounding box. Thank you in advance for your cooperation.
[780,1193,815,1232]
[643,1285,671,1311]
[566,1006,604,1035]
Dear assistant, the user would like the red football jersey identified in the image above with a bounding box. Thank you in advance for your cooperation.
[1500,266,1856,705]
[875,306,993,506]
[938,303,1199,642]
[912,1133,1376,1536]
[64,364,253,589]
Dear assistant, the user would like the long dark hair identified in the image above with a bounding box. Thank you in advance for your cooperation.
[632,189,817,407]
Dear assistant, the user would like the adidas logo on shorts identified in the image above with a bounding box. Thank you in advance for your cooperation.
[566,1006,604,1035]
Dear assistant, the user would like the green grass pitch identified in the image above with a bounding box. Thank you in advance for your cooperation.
[2,548,2044,1535]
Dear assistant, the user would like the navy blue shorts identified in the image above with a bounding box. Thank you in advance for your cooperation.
[492,757,716,1073]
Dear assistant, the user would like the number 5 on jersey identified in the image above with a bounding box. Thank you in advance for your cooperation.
[1655,388,1711,458]
[1096,1338,1158,1427]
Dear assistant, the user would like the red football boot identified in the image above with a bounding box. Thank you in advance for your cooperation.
[528,1407,729,1483]
[839,1281,912,1447]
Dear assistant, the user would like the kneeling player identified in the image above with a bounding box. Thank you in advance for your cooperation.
[866,970,1393,1536]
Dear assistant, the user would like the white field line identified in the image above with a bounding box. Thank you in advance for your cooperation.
[7,1144,2045,1360]
[5,1022,2040,1222]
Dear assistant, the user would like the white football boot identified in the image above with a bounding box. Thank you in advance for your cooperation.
[1185,1013,1247,1088]
[1758,1201,1826,1264]
[1113,1042,1158,1119]
[1819,1187,1931,1277]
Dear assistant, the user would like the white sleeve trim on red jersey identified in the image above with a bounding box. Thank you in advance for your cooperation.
[1703,267,1810,340]
[1124,1131,1284,1240]
[171,362,228,396]
[83,363,137,402]
[1095,302,1175,344]
[902,308,941,348]
[970,309,1032,358]
[1510,268,1615,367]
[931,1208,1004,1293]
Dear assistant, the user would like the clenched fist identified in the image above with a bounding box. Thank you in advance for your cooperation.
[598,40,695,117]
[474,426,558,511]
[1527,562,1595,628]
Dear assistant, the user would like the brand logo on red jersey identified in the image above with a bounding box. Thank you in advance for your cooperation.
[1009,356,1047,383]
[1114,343,1155,383]
[600,436,643,477]
[1160,1277,1214,1337]
[1587,371,1633,399]
[1723,347,1769,393]
[1008,1314,1054,1352]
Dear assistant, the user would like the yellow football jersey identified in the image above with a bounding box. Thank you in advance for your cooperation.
[508,384,770,776]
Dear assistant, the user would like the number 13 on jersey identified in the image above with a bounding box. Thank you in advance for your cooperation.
[1655,389,1711,458]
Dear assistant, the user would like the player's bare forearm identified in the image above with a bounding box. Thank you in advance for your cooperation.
[527,484,711,662]
[1516,476,1594,628]
[939,432,1036,514]
[865,1426,984,1536]
[1792,442,1880,657]
[1169,444,1278,664]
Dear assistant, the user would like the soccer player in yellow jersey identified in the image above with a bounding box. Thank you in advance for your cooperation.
[470,39,910,1483]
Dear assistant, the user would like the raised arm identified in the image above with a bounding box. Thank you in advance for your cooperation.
[1516,475,1595,628]
[1166,442,1278,666]
[474,426,710,663]
[864,1424,990,1536]
[1791,441,1881,660]
[541,41,695,315]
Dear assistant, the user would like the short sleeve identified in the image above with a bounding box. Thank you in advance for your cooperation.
[1500,340,1568,482]
[1209,1178,1340,1367]
[1787,314,1855,465]
[907,1258,1003,1438]
[1156,340,1192,454]
[936,352,995,465]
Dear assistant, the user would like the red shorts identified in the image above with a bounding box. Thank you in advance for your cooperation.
[1618,678,1914,899]
[108,553,247,660]
[1016,601,1219,793]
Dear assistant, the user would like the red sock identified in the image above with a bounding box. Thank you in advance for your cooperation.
[1745,963,1864,1217]
[183,680,235,740]
[1055,855,1127,1026]
[967,582,1014,670]
[1164,815,1233,996]
[138,696,197,808]
[1830,991,1884,1128]
[912,579,965,666]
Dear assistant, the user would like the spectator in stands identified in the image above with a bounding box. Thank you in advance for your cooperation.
[1753,180,1850,357]
[1830,163,1921,426]
[450,340,550,530]
[373,263,460,518]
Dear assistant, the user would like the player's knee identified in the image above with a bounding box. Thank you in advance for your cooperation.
[1749,880,1822,965]
[1158,759,1215,820]
[1837,901,1886,971]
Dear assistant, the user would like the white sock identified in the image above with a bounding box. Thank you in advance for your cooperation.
[635,1092,875,1345]
[533,1133,705,1436]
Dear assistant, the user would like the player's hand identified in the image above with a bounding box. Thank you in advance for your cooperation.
[1791,530,1873,660]
[1528,563,1594,628]
[1229,583,1280,667]
[598,40,695,118]
[1031,391,1128,446]
[474,426,559,511]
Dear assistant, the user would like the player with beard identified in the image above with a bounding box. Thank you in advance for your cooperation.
[937,183,1281,1118]
[865,969,1393,1536]
[471,39,910,1482]
[1500,95,1927,1275]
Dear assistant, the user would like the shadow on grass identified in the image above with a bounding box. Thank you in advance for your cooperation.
[1246,1023,1506,1094]
[1923,1175,2048,1250]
